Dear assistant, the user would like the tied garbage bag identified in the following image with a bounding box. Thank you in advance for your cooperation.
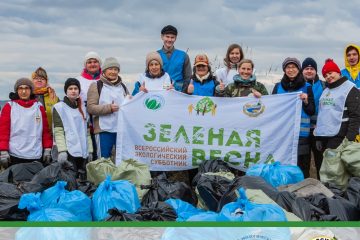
[195,172,234,211]
[0,162,43,183]
[136,201,177,221]
[218,188,287,221]
[165,199,203,221]
[30,162,77,191]
[105,208,143,221]
[40,181,92,221]
[92,176,140,221]
[86,158,116,185]
[141,173,196,206]
[192,159,233,186]
[246,162,304,188]
[18,192,79,221]
[111,159,151,200]
[341,138,360,177]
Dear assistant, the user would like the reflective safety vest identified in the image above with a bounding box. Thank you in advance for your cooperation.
[138,72,171,90]
[314,80,354,137]
[53,102,88,158]
[276,83,311,137]
[9,101,43,159]
[158,49,186,83]
[99,83,126,133]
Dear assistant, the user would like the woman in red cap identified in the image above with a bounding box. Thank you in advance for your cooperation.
[314,59,360,150]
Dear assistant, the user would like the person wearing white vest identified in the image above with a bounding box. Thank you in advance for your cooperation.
[87,57,129,159]
[53,78,93,178]
[132,51,172,95]
[314,59,360,150]
[215,43,244,86]
[0,78,53,168]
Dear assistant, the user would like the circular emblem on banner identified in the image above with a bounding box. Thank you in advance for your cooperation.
[243,100,265,117]
[144,94,165,111]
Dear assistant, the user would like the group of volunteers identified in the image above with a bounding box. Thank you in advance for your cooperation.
[0,24,359,180]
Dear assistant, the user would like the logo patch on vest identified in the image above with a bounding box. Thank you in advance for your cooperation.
[144,94,165,111]
[243,100,265,117]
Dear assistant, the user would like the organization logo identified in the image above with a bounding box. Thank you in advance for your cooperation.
[243,100,265,117]
[188,97,217,116]
[144,94,165,111]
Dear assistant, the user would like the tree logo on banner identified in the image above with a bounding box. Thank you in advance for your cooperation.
[188,97,217,116]
[144,94,165,111]
[243,100,265,117]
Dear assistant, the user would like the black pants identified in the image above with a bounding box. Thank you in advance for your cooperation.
[9,155,42,167]
[309,129,324,179]
[298,137,310,178]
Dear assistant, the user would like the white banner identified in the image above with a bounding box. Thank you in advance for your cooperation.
[116,90,301,171]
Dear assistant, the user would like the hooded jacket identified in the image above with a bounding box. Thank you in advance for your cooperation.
[341,44,360,87]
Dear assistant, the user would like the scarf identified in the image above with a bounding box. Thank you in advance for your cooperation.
[34,86,57,101]
[195,72,210,82]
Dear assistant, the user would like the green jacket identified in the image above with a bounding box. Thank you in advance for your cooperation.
[216,80,268,97]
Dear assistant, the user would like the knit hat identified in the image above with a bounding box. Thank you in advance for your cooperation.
[302,57,318,72]
[102,57,120,72]
[64,78,81,94]
[194,54,209,66]
[14,77,34,92]
[322,58,341,77]
[282,57,301,71]
[146,52,163,69]
[161,25,178,35]
[31,67,48,81]
[84,51,102,67]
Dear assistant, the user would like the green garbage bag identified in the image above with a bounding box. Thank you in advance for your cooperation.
[86,158,116,185]
[319,141,350,190]
[341,138,360,177]
[111,159,151,200]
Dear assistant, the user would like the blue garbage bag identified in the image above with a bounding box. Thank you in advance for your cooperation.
[92,176,140,221]
[18,193,79,221]
[165,199,203,221]
[246,161,304,187]
[218,188,287,221]
[40,181,92,221]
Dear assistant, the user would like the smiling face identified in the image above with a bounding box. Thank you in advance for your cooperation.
[238,62,253,80]
[302,66,317,81]
[195,64,209,78]
[66,85,80,101]
[346,48,359,67]
[228,48,242,64]
[161,33,177,50]
[148,60,161,77]
[85,58,101,74]
[285,63,300,80]
[104,67,119,81]
[32,76,47,88]
[324,71,341,84]
[17,85,31,100]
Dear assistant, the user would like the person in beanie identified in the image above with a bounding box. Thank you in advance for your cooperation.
[216,59,268,97]
[341,44,360,87]
[182,54,220,96]
[52,78,93,178]
[32,67,59,133]
[158,25,192,91]
[0,78,52,168]
[302,57,326,179]
[272,57,315,178]
[132,51,172,95]
[314,59,360,150]
[215,43,245,86]
[87,57,129,159]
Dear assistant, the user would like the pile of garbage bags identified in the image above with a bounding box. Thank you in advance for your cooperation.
[1,157,360,222]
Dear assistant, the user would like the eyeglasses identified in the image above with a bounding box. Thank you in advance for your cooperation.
[33,77,46,81]
[285,66,298,70]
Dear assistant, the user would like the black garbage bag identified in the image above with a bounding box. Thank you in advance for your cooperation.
[30,161,77,191]
[0,182,28,220]
[192,159,232,186]
[274,191,297,212]
[324,182,346,198]
[328,196,360,221]
[136,201,176,221]
[17,182,45,193]
[105,208,143,221]
[0,162,44,183]
[196,174,233,212]
[291,196,330,221]
[345,177,360,208]
[141,174,196,206]
[217,176,278,211]
[77,180,97,198]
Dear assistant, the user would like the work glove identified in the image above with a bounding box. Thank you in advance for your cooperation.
[315,141,323,152]
[43,148,52,165]
[87,153,93,162]
[57,151,68,164]
[0,151,10,168]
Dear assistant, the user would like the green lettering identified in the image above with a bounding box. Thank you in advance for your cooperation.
[192,126,204,145]
[159,124,171,142]
[192,148,205,166]
[210,149,222,160]
[244,152,261,168]
[245,130,261,147]
[143,123,156,142]
[208,128,224,146]
[224,151,241,166]
[225,130,243,146]
[174,125,190,144]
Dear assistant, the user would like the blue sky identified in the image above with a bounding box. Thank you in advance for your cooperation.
[0,0,359,99]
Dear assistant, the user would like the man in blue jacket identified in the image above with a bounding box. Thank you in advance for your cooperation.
[158,25,192,91]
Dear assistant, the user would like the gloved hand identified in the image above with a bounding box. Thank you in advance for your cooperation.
[0,151,10,168]
[43,148,52,164]
[57,151,68,164]
[87,153,93,162]
[316,141,323,152]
